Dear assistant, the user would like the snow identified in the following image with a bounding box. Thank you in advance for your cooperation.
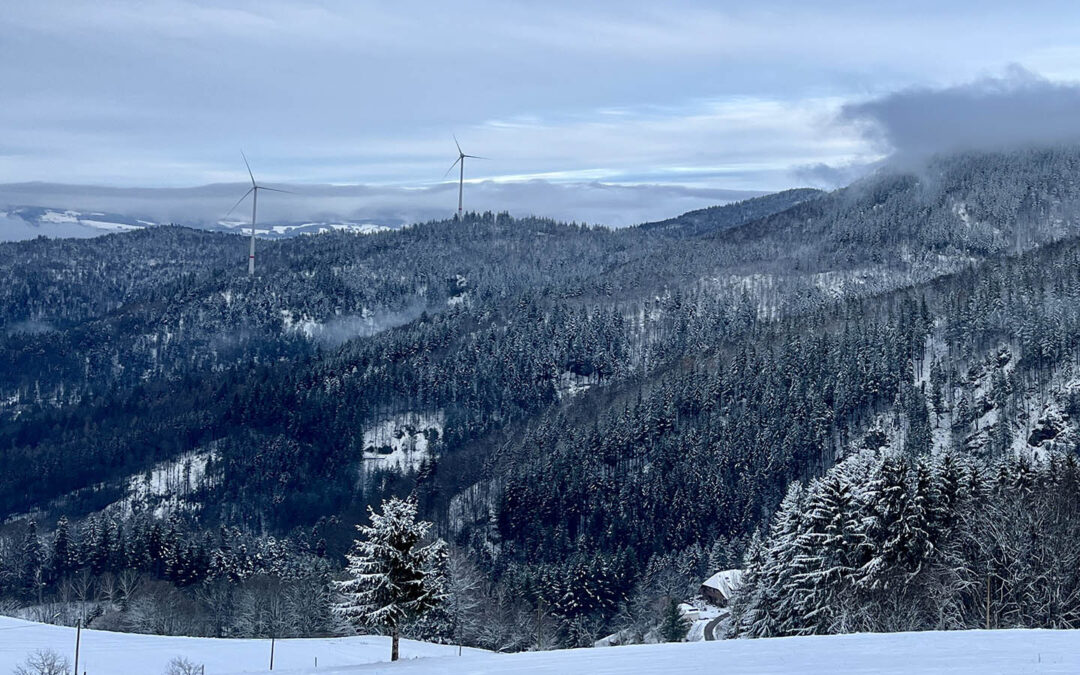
[677,602,699,622]
[361,411,444,472]
[684,602,727,642]
[269,223,391,236]
[0,616,482,674]
[277,629,1080,674]
[557,371,592,399]
[117,450,212,517]
[79,219,142,232]
[953,200,975,227]
[38,210,141,232]
[5,615,1080,674]
[701,569,743,601]
[281,309,323,339]
[38,209,80,224]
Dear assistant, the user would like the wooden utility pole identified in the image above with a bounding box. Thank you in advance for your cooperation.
[73,618,82,675]
[269,636,275,670]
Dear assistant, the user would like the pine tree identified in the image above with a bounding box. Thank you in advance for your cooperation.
[334,497,448,661]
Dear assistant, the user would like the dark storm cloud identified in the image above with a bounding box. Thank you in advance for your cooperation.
[841,66,1080,160]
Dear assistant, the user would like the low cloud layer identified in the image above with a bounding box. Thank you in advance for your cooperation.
[841,66,1080,160]
[0,180,765,235]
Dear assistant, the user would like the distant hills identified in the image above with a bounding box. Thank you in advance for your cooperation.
[0,205,392,241]
[0,180,767,241]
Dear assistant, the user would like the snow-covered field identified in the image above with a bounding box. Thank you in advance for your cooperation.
[0,616,480,674]
[3,616,1080,675]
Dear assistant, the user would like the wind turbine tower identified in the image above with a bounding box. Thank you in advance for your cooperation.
[226,152,290,276]
[445,136,486,219]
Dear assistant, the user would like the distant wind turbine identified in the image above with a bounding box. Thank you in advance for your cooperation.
[444,136,486,219]
[226,152,291,276]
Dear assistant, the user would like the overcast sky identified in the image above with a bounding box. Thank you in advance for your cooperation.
[4,1,1080,225]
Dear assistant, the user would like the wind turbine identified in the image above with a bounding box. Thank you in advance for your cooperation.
[444,136,486,219]
[226,152,290,276]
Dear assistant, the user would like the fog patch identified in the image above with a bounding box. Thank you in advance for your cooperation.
[301,303,427,347]
[5,319,57,336]
[793,161,881,189]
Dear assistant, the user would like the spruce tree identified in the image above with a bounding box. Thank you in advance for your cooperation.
[334,497,447,661]
[20,521,42,601]
[48,517,75,583]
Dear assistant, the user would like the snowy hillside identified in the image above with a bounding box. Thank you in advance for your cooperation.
[0,616,481,674]
[2,617,1078,674]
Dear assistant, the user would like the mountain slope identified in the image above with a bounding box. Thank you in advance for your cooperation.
[636,187,823,238]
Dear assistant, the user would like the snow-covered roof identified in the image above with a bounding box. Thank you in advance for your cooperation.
[701,569,744,599]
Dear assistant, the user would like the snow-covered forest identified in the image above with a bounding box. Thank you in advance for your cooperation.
[4,147,1080,654]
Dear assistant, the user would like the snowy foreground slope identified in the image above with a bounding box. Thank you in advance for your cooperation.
[320,630,1080,675]
[3,617,1080,675]
[0,617,481,674]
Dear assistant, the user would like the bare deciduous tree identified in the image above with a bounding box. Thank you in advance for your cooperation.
[164,656,203,675]
[13,649,70,675]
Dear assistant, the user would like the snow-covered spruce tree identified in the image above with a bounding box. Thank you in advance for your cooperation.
[47,516,75,584]
[334,497,448,662]
[788,470,861,635]
[731,482,806,637]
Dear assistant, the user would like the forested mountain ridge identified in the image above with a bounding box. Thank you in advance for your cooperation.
[3,146,1080,647]
[636,188,824,238]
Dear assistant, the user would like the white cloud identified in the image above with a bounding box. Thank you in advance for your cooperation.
[4,0,1080,197]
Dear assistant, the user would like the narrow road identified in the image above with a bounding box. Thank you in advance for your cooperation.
[703,615,725,641]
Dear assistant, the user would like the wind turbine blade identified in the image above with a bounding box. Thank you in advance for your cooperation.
[225,187,255,217]
[259,186,294,194]
[240,150,256,187]
[453,135,462,155]
[463,154,489,160]
[444,157,462,178]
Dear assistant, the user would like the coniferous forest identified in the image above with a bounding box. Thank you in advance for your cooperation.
[5,147,1080,648]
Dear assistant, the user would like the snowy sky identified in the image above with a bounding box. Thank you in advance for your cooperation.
[4,1,1080,223]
